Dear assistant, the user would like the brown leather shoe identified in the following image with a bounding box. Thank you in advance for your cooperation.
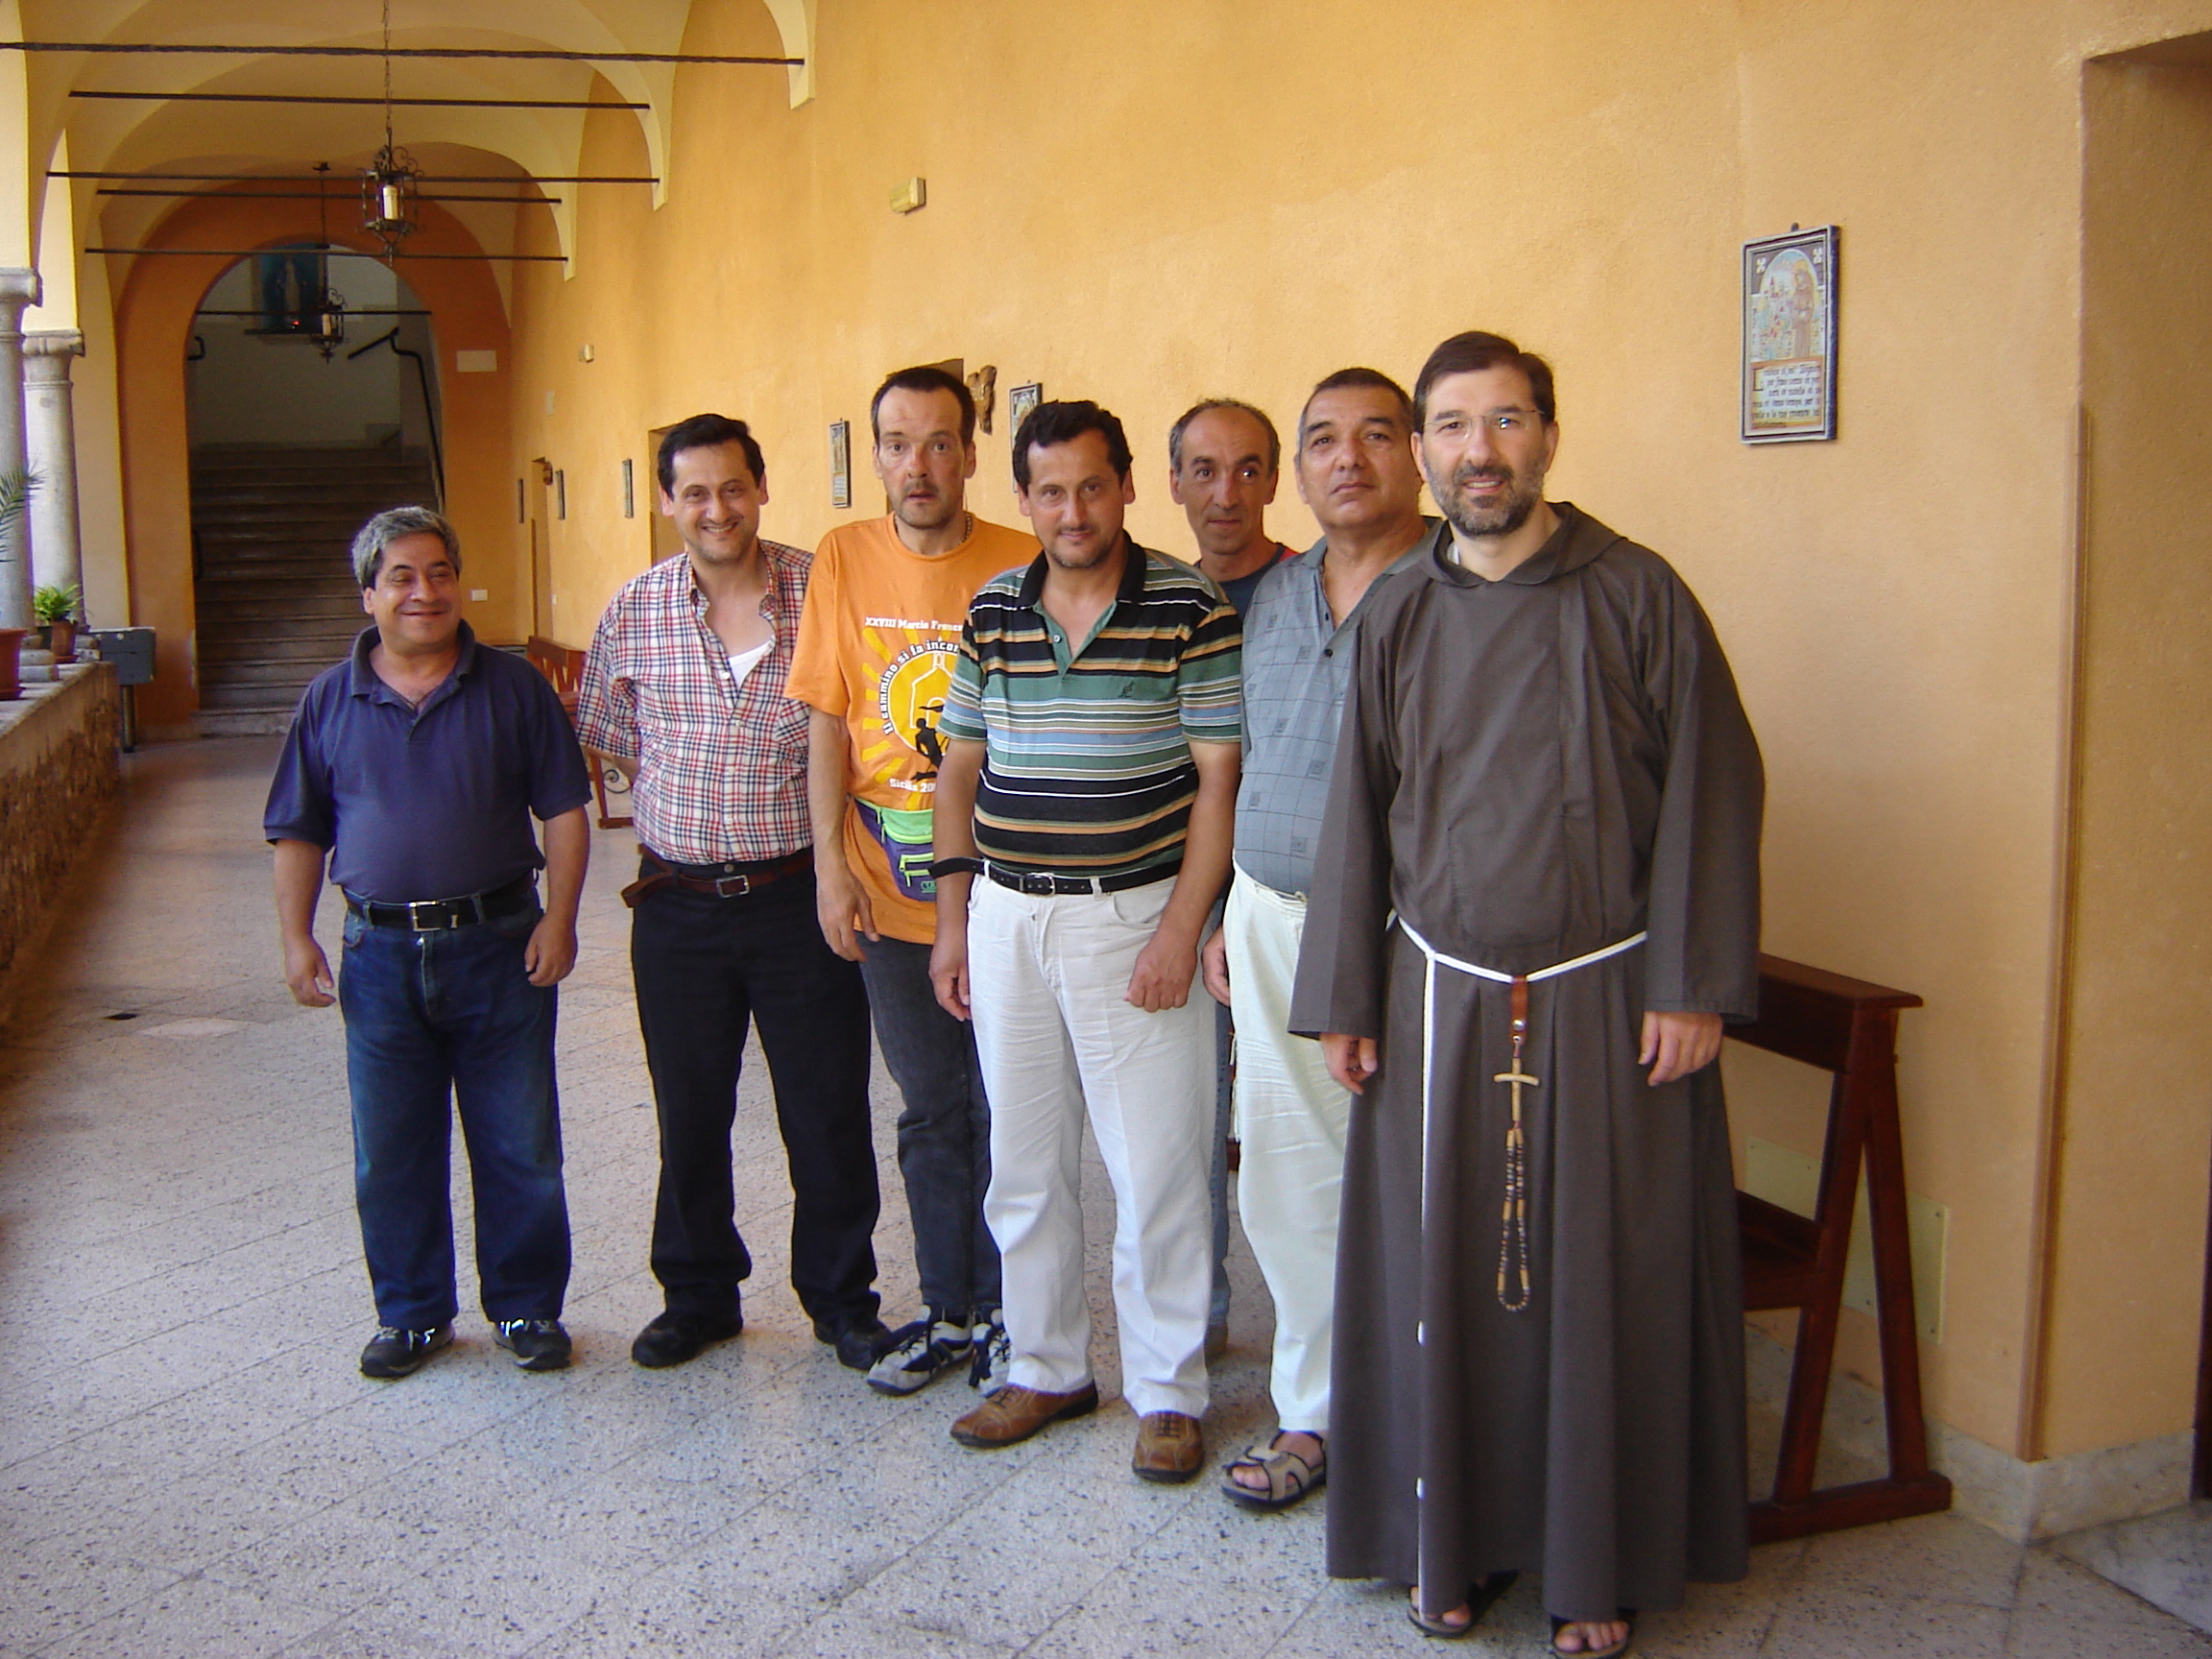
[1132,1410,1205,1482]
[950,1382,1100,1449]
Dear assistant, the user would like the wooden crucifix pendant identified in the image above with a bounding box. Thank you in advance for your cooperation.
[1494,974,1536,1310]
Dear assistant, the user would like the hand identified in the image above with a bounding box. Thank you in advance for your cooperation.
[524,915,579,987]
[1126,930,1197,1012]
[1199,929,1232,1007]
[282,935,335,1007]
[814,859,878,963]
[1321,1033,1379,1094]
[1640,1011,1722,1085]
[930,928,972,1021]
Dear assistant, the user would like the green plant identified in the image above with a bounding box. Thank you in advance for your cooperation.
[34,583,78,625]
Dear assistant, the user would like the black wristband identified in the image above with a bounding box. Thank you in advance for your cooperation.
[928,855,984,879]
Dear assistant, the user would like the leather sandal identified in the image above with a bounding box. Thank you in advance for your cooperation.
[1407,1571,1519,1640]
[1220,1432,1326,1511]
[1550,1610,1636,1658]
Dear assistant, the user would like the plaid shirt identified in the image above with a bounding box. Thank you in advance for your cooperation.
[574,543,815,865]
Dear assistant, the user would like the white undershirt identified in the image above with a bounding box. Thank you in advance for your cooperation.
[727,640,772,688]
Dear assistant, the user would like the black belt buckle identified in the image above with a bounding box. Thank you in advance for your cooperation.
[711,872,754,898]
[1017,871,1059,896]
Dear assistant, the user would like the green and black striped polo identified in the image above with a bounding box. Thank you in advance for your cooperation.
[940,539,1242,879]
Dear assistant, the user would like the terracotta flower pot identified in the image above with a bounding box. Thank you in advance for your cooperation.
[0,627,26,700]
[48,618,75,663]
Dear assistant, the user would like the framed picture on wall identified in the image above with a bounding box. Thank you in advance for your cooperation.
[1742,226,1839,443]
[829,420,852,509]
[1007,382,1042,440]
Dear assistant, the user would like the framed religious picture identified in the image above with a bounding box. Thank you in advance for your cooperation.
[829,420,852,509]
[1008,381,1042,438]
[1741,226,1839,444]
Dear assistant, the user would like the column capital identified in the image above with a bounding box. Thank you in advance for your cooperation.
[0,268,42,315]
[24,331,84,385]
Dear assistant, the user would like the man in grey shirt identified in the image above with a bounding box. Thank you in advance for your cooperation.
[1199,368,1431,1510]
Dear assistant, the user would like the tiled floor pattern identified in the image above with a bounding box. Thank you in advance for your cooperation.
[0,736,2204,1658]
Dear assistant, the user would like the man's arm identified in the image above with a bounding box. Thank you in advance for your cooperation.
[928,737,986,1021]
[274,838,335,1007]
[524,806,589,987]
[806,706,876,961]
[1127,739,1238,1013]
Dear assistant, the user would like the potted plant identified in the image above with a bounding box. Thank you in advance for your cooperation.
[34,583,80,663]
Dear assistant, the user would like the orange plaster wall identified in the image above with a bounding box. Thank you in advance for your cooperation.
[111,191,515,729]
[481,0,2212,1468]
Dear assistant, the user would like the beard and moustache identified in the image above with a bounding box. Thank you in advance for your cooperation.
[1438,457,1548,539]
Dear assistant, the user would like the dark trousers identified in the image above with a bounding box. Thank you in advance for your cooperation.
[338,904,571,1331]
[859,937,1001,1319]
[630,866,879,1326]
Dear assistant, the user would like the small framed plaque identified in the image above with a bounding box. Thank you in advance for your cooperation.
[829,420,852,509]
[1742,226,1839,444]
[1007,381,1043,439]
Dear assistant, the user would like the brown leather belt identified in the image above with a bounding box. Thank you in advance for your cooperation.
[620,848,812,907]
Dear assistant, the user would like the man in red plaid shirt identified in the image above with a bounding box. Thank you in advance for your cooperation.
[576,414,890,1372]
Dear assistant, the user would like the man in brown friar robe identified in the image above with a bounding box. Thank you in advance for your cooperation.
[1289,331,1763,1657]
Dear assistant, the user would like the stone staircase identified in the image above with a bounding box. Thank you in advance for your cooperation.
[190,445,441,736]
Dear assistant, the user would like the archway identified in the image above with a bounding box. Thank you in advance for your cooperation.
[110,188,515,733]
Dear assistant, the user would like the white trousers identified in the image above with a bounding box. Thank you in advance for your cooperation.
[968,877,1214,1418]
[1225,866,1353,1435]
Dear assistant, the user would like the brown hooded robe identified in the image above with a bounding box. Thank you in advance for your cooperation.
[1288,508,1763,1623]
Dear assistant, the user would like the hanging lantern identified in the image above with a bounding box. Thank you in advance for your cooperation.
[361,145,420,256]
[309,284,348,361]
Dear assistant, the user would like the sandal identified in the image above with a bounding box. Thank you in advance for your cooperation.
[1219,1432,1326,1511]
[1550,1610,1636,1658]
[1407,1571,1519,1639]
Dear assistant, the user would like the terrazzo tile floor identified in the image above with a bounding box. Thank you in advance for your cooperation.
[0,736,2204,1658]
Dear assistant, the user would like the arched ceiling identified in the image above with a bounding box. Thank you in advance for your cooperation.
[11,1,809,283]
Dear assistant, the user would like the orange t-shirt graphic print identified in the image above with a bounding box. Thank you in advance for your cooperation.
[788,514,1039,944]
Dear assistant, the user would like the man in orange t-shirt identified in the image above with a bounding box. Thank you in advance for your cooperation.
[789,365,1038,1398]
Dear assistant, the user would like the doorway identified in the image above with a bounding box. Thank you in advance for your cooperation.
[183,252,443,728]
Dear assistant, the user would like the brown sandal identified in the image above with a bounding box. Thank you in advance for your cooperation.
[1219,1432,1326,1510]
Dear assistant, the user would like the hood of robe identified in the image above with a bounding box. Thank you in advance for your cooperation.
[1420,501,1622,587]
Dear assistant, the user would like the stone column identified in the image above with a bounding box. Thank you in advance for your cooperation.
[0,269,41,629]
[25,330,84,607]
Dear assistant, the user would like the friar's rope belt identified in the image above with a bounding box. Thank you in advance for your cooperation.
[1393,918,1647,1310]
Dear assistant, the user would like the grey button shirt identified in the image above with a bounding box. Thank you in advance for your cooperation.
[1233,524,1433,897]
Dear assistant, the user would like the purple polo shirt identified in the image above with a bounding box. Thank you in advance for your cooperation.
[264,621,592,903]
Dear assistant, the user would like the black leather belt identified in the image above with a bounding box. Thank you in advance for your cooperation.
[982,860,1180,897]
[347,875,536,931]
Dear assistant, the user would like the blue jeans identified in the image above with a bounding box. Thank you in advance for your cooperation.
[860,936,1001,1319]
[338,903,571,1330]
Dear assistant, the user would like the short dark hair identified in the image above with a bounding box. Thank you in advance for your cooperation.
[657,413,766,495]
[1413,332,1557,426]
[1168,398,1281,474]
[1012,399,1133,493]
[871,365,976,446]
[1296,368,1414,447]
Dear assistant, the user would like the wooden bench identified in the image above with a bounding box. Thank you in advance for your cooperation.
[1733,954,1953,1541]
[525,636,633,830]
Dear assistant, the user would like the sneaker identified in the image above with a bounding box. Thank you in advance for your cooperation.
[359,1324,452,1380]
[867,1310,974,1397]
[968,1310,1011,1395]
[493,1318,573,1373]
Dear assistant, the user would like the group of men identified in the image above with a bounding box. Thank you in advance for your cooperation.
[267,332,1764,1657]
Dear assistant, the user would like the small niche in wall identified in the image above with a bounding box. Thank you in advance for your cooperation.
[622,458,635,518]
[555,469,566,519]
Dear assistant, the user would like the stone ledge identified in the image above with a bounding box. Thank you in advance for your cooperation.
[0,662,121,998]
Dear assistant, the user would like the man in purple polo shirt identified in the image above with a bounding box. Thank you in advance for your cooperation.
[267,506,593,1380]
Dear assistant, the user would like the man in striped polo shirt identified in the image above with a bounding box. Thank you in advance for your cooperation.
[927,400,1241,1482]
